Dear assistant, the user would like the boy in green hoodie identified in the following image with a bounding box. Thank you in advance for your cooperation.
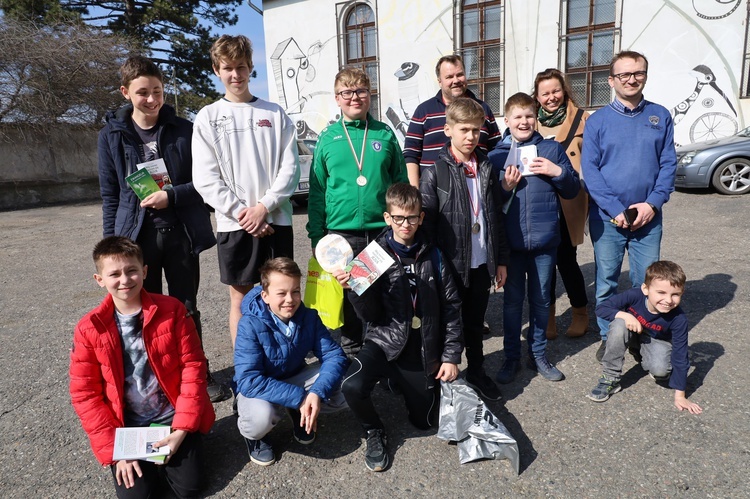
[307,67,408,357]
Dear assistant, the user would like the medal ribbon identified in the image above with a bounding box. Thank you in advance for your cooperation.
[463,157,481,226]
[393,254,418,319]
[342,117,369,179]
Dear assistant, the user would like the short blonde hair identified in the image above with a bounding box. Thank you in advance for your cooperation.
[445,97,485,125]
[334,67,370,91]
[211,35,253,70]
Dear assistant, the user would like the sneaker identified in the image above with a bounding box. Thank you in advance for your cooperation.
[206,372,229,403]
[586,376,622,402]
[528,356,564,381]
[364,429,389,472]
[244,438,275,466]
[595,341,607,362]
[483,321,491,335]
[466,373,503,401]
[288,409,316,445]
[495,359,521,385]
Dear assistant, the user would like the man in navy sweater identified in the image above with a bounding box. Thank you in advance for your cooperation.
[581,50,677,362]
[403,55,500,186]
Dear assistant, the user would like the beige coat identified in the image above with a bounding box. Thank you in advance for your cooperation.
[537,100,589,246]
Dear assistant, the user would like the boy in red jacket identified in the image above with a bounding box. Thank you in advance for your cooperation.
[70,236,215,498]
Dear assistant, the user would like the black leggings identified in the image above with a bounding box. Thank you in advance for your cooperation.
[551,211,588,308]
[342,341,437,432]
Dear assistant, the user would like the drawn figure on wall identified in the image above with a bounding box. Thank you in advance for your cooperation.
[385,62,423,141]
[670,65,738,143]
[691,0,742,20]
[270,36,337,139]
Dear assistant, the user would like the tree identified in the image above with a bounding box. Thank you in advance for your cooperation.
[0,17,134,127]
[1,0,244,115]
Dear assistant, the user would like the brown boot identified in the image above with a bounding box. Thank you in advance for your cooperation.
[546,303,558,340]
[566,306,589,337]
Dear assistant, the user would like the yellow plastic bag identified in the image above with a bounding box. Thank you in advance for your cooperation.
[303,257,344,330]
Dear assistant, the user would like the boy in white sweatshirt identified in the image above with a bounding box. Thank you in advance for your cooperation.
[192,34,300,347]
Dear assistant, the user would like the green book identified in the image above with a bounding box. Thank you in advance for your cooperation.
[125,168,161,201]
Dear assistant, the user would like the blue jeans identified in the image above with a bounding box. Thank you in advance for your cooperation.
[590,216,662,340]
[503,248,556,360]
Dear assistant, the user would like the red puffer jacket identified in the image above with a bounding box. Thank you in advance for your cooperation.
[70,290,215,465]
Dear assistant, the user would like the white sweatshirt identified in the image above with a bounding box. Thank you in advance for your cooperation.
[192,98,300,232]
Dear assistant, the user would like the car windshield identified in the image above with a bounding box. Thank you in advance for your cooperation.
[738,126,750,138]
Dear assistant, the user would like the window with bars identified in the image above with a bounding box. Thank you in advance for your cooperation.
[457,0,503,115]
[563,0,616,108]
[343,3,380,118]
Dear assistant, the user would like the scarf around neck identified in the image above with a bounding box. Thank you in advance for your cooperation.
[537,101,568,127]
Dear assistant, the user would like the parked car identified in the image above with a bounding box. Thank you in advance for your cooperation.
[292,139,316,206]
[675,127,750,195]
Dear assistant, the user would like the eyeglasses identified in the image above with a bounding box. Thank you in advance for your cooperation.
[388,214,421,226]
[611,71,647,83]
[336,88,370,100]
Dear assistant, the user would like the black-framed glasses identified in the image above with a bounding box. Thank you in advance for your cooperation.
[336,88,370,99]
[611,71,647,83]
[388,213,420,226]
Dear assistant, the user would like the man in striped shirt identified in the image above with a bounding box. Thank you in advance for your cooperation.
[403,55,501,186]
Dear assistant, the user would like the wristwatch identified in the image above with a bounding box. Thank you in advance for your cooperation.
[647,203,658,213]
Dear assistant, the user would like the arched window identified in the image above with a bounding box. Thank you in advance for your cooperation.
[458,0,503,115]
[343,3,380,118]
[562,0,616,108]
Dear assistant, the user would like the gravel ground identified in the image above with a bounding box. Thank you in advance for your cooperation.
[0,189,748,498]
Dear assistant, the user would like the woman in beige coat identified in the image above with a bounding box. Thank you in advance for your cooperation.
[533,68,589,339]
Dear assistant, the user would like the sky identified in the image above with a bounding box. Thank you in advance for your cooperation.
[213,1,269,100]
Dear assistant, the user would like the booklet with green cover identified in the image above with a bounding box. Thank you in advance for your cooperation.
[125,168,161,201]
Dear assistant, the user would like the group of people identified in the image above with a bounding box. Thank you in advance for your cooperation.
[69,33,703,498]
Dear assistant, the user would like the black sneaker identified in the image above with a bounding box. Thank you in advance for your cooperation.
[244,438,275,466]
[206,372,229,403]
[528,356,564,381]
[466,373,503,401]
[595,341,607,362]
[495,359,520,384]
[586,376,622,402]
[288,409,316,445]
[483,321,491,335]
[364,429,389,472]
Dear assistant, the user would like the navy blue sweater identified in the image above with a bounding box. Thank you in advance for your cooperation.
[403,89,500,168]
[580,100,676,221]
[596,287,689,391]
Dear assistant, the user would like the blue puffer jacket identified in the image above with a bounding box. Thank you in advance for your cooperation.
[98,103,216,254]
[488,130,580,251]
[234,287,348,409]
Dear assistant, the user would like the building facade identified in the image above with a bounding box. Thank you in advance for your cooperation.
[263,0,749,147]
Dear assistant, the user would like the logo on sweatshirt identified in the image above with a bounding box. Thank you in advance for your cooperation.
[372,140,382,152]
[257,119,272,128]
[649,115,659,125]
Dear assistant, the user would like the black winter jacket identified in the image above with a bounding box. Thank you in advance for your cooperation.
[98,103,216,254]
[420,143,510,287]
[349,231,463,387]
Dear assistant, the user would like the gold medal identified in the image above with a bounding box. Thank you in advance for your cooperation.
[411,316,422,329]
[472,222,480,234]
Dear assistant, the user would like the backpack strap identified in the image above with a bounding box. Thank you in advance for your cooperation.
[560,108,584,151]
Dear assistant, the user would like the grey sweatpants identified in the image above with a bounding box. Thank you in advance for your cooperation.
[236,363,348,440]
[602,318,672,381]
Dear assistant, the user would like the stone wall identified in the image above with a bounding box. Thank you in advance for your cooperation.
[0,125,101,210]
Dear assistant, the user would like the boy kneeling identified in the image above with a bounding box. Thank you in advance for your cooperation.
[70,236,215,497]
[335,183,463,472]
[586,260,703,414]
[234,258,348,466]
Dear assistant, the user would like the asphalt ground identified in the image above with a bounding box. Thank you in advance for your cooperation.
[0,189,748,498]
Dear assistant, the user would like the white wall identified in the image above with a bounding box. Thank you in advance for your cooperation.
[264,0,748,146]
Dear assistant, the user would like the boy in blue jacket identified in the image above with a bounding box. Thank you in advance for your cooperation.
[586,261,702,414]
[234,258,348,466]
[488,92,580,384]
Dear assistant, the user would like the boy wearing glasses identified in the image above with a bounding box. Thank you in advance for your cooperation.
[420,97,509,401]
[307,67,407,358]
[334,183,463,471]
[581,50,677,362]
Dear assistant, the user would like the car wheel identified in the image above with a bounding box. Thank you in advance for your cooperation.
[710,158,750,195]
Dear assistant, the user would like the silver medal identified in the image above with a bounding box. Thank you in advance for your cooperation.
[356,175,368,186]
